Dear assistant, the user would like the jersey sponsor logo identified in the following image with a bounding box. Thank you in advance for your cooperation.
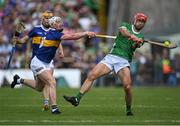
[37,32,43,34]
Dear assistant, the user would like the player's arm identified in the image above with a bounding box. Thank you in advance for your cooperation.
[61,32,96,40]
[58,43,64,58]
[16,26,37,45]
[119,26,132,38]
[12,35,29,46]
[12,22,27,45]
[119,27,143,43]
[18,35,29,44]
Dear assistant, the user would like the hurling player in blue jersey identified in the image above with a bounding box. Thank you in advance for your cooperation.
[11,11,96,114]
[11,11,61,113]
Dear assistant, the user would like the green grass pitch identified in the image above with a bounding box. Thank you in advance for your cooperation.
[0,87,180,125]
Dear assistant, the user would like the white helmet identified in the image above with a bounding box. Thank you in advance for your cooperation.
[49,16,63,28]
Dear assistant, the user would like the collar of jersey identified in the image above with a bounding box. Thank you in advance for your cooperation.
[132,25,140,34]
[50,28,56,31]
[41,24,50,31]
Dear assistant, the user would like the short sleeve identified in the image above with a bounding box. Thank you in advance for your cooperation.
[119,22,128,29]
[51,31,64,40]
[58,32,64,39]
[28,28,35,38]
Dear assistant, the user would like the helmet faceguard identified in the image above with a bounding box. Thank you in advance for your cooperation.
[49,16,64,31]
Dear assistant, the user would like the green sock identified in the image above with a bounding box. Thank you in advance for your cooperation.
[126,105,131,112]
[76,92,84,101]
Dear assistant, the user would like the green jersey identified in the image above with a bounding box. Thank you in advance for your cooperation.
[109,22,144,62]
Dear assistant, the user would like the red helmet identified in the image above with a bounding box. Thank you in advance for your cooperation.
[134,13,148,22]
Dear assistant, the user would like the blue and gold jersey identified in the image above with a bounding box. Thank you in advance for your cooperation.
[28,25,64,63]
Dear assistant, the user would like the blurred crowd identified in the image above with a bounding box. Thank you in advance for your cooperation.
[0,0,179,86]
[130,50,180,86]
[0,1,104,69]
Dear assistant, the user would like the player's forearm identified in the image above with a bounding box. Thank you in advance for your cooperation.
[58,44,64,54]
[58,43,63,50]
[61,32,88,40]
[119,28,132,38]
[19,35,29,44]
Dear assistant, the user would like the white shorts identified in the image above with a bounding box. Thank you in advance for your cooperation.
[30,56,54,76]
[100,54,130,73]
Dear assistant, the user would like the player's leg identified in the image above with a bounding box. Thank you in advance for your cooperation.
[37,78,50,111]
[80,63,111,93]
[63,63,111,106]
[31,56,59,114]
[117,67,133,116]
[42,84,50,110]
[11,56,45,90]
[40,69,53,111]
[11,75,45,91]
[37,70,60,114]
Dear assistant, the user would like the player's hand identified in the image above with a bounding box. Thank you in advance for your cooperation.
[86,32,96,38]
[132,43,143,48]
[12,37,23,47]
[136,38,143,43]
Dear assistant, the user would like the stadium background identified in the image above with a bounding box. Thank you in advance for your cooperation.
[0,0,180,125]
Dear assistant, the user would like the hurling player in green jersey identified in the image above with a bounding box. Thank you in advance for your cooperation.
[64,13,148,116]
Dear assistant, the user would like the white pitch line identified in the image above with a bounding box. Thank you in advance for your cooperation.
[3,104,180,109]
[0,120,96,123]
[3,104,104,107]
[0,119,180,123]
[135,104,180,109]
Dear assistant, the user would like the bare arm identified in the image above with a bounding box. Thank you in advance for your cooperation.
[12,35,29,46]
[119,27,143,42]
[61,32,95,40]
[18,35,29,44]
[58,43,64,58]
[119,27,132,38]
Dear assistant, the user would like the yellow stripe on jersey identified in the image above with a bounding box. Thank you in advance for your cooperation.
[43,40,60,47]
[32,37,41,44]
[32,37,60,47]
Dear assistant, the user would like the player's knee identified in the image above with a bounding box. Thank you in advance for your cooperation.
[123,84,131,91]
[47,80,56,88]
[87,72,97,81]
[44,78,55,85]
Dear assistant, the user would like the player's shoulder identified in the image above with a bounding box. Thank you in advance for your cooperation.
[121,22,131,27]
[119,22,131,30]
[50,28,64,35]
[30,25,41,31]
[34,25,41,28]
[33,25,42,29]
[50,28,59,33]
